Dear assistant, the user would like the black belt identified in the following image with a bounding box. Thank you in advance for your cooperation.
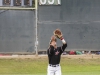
[49,64,59,67]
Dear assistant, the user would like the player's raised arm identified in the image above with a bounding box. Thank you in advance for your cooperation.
[60,37,67,51]
[53,29,67,51]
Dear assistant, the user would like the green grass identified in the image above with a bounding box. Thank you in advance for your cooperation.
[0,57,100,75]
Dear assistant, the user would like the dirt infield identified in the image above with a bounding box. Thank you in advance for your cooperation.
[0,54,100,59]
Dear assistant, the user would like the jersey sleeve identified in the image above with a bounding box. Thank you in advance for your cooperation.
[47,45,54,55]
[59,43,67,53]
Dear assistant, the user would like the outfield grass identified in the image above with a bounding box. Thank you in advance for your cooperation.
[0,56,100,75]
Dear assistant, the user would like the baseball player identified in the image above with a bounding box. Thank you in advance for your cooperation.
[47,29,67,75]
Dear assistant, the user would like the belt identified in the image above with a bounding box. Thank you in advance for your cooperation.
[49,64,59,67]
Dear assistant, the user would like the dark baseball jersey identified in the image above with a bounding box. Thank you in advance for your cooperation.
[47,43,67,65]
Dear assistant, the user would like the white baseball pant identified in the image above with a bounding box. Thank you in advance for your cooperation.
[47,64,62,75]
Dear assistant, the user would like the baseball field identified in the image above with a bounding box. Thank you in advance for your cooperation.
[0,55,100,75]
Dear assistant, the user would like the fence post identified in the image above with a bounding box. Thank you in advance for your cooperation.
[35,0,38,56]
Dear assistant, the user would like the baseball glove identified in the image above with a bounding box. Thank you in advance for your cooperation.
[53,29,63,39]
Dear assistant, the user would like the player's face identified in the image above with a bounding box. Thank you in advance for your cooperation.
[51,41,57,48]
